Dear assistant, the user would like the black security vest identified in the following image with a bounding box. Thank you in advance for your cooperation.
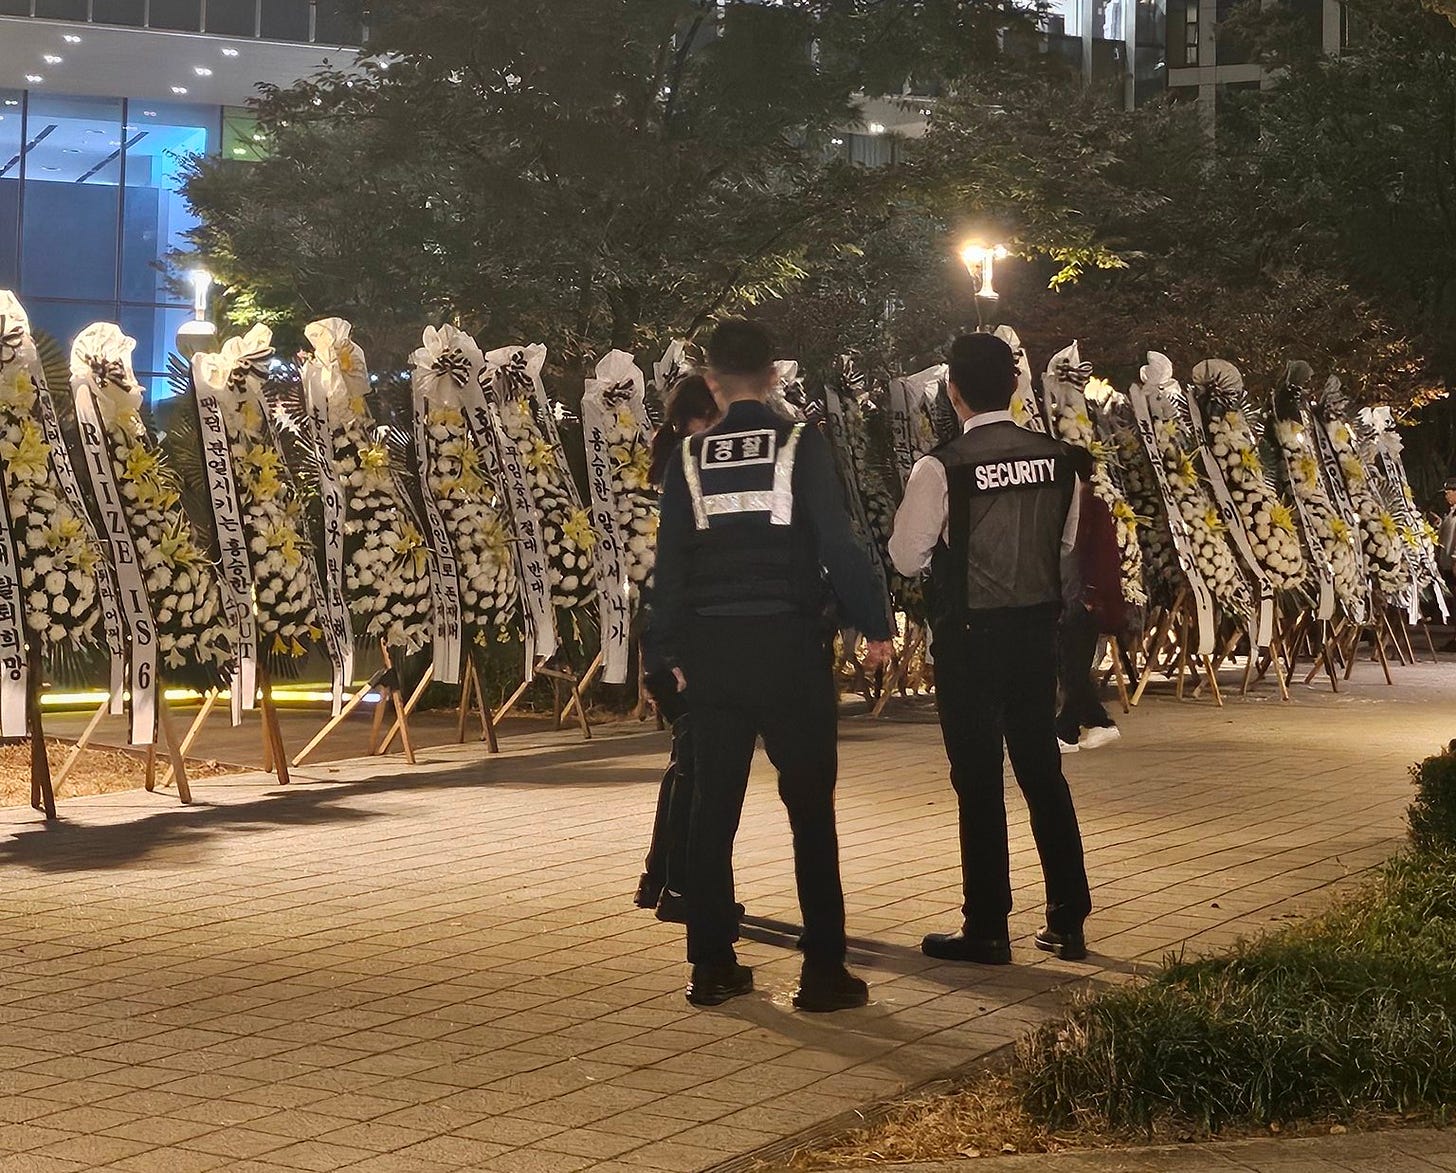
[680,416,824,614]
[928,421,1076,626]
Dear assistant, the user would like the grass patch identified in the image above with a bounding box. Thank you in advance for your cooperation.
[797,747,1456,1165]
[1020,851,1456,1131]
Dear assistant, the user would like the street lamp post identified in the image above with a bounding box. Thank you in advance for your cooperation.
[175,267,218,361]
[959,241,1009,330]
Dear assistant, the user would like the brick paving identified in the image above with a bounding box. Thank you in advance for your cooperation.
[0,659,1448,1172]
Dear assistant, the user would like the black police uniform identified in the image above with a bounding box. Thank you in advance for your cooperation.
[925,420,1092,942]
[647,399,892,968]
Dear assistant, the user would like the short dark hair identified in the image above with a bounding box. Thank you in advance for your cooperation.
[649,375,719,486]
[706,317,774,378]
[947,333,1018,413]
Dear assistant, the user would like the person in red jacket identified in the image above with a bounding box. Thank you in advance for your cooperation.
[1057,447,1128,752]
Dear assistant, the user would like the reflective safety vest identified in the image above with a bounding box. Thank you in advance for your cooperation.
[678,419,823,614]
[682,423,805,530]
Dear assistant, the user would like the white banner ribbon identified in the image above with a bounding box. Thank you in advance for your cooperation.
[299,349,354,715]
[888,365,946,492]
[1,295,126,715]
[409,329,469,686]
[1361,406,1449,622]
[582,350,647,685]
[467,359,557,669]
[0,478,28,737]
[1129,374,1216,655]
[70,333,158,747]
[1184,389,1274,648]
[193,362,257,724]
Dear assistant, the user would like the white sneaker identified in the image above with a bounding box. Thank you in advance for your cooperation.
[1079,725,1122,750]
[1058,738,1080,754]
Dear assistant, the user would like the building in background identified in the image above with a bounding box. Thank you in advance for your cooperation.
[0,1,363,394]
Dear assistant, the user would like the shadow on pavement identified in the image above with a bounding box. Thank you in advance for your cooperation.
[0,730,669,874]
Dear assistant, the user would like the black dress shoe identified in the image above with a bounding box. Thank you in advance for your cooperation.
[635,873,663,910]
[1034,926,1088,961]
[793,961,870,1012]
[921,928,1012,965]
[686,961,753,1007]
[656,893,744,925]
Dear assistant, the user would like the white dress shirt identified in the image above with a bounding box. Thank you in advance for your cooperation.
[888,410,1081,578]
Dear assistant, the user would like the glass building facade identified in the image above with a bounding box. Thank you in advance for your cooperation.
[0,90,221,394]
[0,2,359,394]
[0,1,364,45]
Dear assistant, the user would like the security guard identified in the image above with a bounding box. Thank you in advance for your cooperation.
[647,318,894,1011]
[889,332,1092,964]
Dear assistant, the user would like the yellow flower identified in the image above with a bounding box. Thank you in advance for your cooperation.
[157,517,206,569]
[264,522,303,567]
[561,508,597,553]
[615,407,637,433]
[337,347,358,376]
[359,443,391,488]
[122,440,179,511]
[1297,455,1319,485]
[524,436,556,473]
[0,418,50,483]
[1270,502,1297,534]
[481,514,510,559]
[123,441,161,485]
[454,446,487,498]
[393,523,428,576]
[1175,451,1198,483]
[429,406,465,429]
[1238,447,1263,476]
[44,514,85,552]
[243,444,284,502]
[1203,507,1225,535]
[1086,377,1114,399]
[1339,455,1365,486]
[0,366,37,414]
[1380,512,1399,538]
[238,398,263,435]
[1330,516,1351,543]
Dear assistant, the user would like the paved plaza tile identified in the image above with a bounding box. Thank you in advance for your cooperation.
[0,660,1449,1171]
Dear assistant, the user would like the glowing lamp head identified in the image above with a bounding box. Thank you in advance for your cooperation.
[959,241,1009,299]
[188,268,214,320]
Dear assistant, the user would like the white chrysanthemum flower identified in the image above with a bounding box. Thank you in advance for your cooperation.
[1273,418,1368,615]
[0,340,103,650]
[197,329,319,660]
[1202,409,1306,593]
[487,352,595,613]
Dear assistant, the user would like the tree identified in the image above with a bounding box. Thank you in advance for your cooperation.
[184,0,1038,369]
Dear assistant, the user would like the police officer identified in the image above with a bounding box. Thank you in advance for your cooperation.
[647,318,894,1011]
[888,332,1092,964]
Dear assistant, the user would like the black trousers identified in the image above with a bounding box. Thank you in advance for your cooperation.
[1056,605,1113,743]
[682,613,846,966]
[642,687,691,897]
[932,610,1092,938]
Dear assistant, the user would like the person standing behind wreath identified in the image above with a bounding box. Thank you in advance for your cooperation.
[646,318,895,1011]
[635,375,721,922]
[1056,445,1130,753]
[888,332,1093,965]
